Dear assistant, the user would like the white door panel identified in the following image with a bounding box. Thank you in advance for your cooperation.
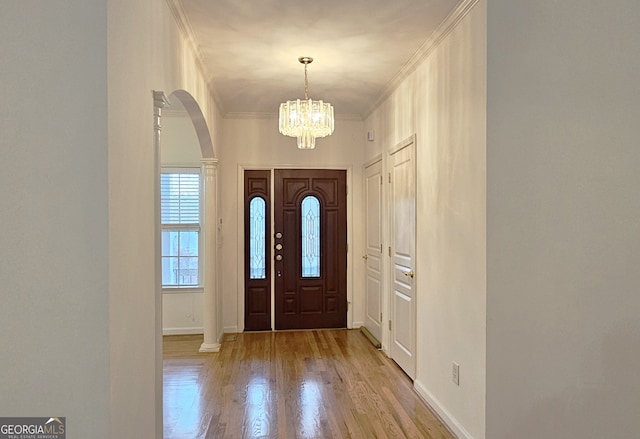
[363,159,383,342]
[389,137,416,379]
[392,290,413,354]
[366,274,382,325]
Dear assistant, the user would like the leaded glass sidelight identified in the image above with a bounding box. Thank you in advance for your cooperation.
[249,197,266,279]
[301,195,320,277]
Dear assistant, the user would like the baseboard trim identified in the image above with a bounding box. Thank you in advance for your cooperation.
[162,327,204,336]
[359,326,382,349]
[413,379,474,439]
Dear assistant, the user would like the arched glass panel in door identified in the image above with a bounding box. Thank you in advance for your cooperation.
[301,195,320,278]
[249,196,266,279]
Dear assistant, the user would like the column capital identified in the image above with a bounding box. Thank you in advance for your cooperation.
[153,91,170,132]
[202,159,219,178]
[201,158,219,168]
[153,90,170,109]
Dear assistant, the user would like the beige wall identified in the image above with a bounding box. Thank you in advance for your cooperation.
[364,1,487,438]
[219,116,366,332]
[486,1,640,438]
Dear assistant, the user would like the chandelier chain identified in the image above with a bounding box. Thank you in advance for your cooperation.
[304,63,309,100]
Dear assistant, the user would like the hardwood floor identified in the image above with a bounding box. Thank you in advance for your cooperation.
[163,330,454,439]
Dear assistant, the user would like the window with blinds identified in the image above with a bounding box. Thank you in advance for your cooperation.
[161,170,201,287]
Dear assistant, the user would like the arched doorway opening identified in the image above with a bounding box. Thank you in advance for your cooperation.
[155,90,219,355]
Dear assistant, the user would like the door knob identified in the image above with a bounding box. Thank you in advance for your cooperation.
[362,254,368,260]
[403,270,414,278]
[275,255,283,261]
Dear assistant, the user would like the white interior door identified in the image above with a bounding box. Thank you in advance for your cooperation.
[388,136,416,379]
[364,158,383,342]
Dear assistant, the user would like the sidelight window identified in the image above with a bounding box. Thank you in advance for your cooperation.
[301,195,320,277]
[249,197,266,279]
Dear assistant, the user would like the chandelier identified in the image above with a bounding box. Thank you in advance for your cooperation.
[279,57,334,149]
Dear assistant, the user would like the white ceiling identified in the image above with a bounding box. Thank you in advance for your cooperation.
[172,0,461,118]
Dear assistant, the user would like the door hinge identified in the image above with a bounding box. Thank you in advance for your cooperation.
[388,320,392,331]
[388,246,392,257]
[347,300,350,311]
[380,175,383,185]
[380,244,383,253]
[388,172,392,183]
[380,312,383,322]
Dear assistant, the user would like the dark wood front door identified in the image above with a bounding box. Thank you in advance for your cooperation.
[274,169,347,330]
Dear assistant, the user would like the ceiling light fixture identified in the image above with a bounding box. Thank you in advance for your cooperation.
[279,57,334,149]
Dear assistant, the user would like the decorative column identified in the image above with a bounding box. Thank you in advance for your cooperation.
[200,158,221,352]
[153,90,170,435]
[153,91,169,343]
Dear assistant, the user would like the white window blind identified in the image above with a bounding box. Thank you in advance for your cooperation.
[161,173,200,225]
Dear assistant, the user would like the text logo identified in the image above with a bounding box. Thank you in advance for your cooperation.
[0,417,65,439]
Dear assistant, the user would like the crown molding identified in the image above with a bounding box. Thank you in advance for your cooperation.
[335,113,363,122]
[165,0,225,116]
[362,0,480,119]
[224,112,278,120]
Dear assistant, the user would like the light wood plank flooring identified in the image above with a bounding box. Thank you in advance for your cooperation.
[163,330,454,439]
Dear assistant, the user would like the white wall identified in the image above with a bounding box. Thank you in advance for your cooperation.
[486,1,640,438]
[107,0,220,437]
[219,116,366,332]
[162,291,204,334]
[0,1,110,438]
[162,111,203,164]
[364,1,486,438]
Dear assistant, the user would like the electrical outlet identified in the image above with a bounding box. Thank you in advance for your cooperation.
[452,362,460,386]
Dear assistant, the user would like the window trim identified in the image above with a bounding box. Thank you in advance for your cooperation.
[161,167,203,289]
